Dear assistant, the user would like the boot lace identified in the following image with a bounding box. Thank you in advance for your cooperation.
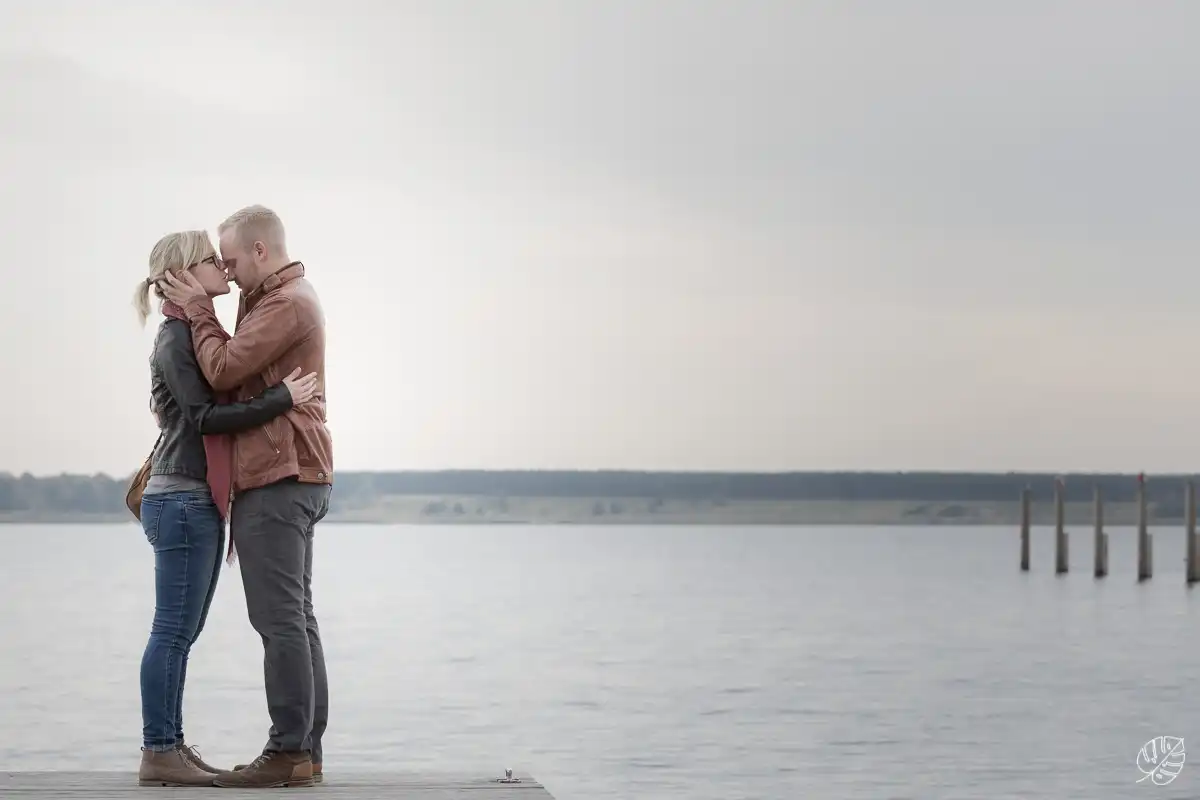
[245,751,274,771]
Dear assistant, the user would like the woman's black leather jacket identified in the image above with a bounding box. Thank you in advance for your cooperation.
[148,318,293,481]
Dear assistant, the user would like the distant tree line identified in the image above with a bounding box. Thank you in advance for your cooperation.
[0,472,129,514]
[0,469,1195,516]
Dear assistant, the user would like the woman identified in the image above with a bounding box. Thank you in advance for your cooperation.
[131,230,319,787]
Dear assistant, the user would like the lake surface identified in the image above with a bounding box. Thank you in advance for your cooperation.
[3,522,1200,799]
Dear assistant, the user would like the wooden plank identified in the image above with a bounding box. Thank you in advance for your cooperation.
[0,769,553,799]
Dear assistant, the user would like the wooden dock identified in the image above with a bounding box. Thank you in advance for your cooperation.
[0,769,554,798]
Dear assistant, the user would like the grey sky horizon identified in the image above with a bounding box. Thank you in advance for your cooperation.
[2,1,1198,478]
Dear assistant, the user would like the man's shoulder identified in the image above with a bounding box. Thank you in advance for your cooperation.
[281,275,320,299]
[278,277,324,324]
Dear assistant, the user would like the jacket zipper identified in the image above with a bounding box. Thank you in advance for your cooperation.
[265,422,281,454]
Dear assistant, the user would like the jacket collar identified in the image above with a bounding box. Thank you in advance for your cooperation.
[244,261,304,311]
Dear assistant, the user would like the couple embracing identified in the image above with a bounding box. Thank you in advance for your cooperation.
[130,205,333,788]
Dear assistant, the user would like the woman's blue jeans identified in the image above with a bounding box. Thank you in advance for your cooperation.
[139,489,224,751]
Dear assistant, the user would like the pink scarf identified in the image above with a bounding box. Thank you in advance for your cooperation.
[161,301,236,565]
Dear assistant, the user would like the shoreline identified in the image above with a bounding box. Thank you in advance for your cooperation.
[0,498,1186,526]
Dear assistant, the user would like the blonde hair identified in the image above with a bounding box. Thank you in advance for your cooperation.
[218,204,286,252]
[132,230,216,326]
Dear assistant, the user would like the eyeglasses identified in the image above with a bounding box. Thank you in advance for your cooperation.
[187,255,224,270]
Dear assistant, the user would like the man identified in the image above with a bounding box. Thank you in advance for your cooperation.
[159,205,333,789]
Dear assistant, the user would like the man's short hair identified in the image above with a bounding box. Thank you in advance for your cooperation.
[218,204,286,250]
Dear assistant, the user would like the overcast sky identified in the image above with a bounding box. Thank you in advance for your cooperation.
[2,1,1198,476]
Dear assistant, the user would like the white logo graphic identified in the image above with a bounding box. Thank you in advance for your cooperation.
[1137,736,1186,785]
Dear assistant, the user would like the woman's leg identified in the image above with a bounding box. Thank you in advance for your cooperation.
[139,491,221,752]
[174,504,224,746]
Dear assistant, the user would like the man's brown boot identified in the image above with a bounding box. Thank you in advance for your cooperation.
[234,759,322,783]
[177,742,223,774]
[137,747,217,787]
[213,751,313,788]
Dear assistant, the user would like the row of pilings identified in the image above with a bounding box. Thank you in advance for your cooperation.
[1019,473,1200,582]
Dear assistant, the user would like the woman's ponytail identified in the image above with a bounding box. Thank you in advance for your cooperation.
[132,278,152,326]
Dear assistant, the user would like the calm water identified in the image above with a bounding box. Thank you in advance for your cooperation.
[3,522,1200,798]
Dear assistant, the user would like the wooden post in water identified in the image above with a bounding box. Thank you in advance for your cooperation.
[1137,472,1152,582]
[1186,480,1199,585]
[1093,484,1107,578]
[1054,477,1068,574]
[1019,487,1031,571]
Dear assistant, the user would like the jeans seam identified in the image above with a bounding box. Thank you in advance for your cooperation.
[157,500,190,748]
[145,498,164,546]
